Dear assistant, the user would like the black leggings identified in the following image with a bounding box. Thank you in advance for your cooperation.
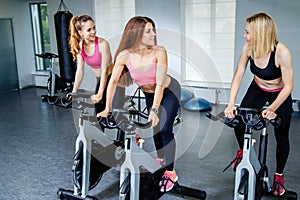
[234,80,293,174]
[95,75,125,114]
[144,76,181,171]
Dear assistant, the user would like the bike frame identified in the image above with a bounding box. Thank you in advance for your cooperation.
[234,115,270,200]
[119,132,161,200]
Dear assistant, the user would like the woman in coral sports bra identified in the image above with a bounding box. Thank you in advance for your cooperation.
[69,15,124,114]
[224,12,294,197]
[97,16,181,192]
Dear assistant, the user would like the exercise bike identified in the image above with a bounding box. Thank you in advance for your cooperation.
[102,108,206,200]
[206,107,297,200]
[35,52,72,108]
[124,86,182,125]
[58,92,205,200]
[57,92,125,200]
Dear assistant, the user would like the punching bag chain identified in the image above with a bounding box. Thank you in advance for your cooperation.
[57,0,69,11]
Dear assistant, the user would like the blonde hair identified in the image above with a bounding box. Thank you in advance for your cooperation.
[246,12,278,58]
[69,15,94,60]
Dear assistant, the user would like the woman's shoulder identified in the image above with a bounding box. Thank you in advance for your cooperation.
[116,49,130,63]
[97,36,111,53]
[97,36,106,43]
[97,37,109,46]
[154,45,166,51]
[276,41,289,52]
[153,45,166,56]
[275,42,292,61]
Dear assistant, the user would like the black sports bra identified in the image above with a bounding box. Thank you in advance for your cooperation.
[249,47,281,80]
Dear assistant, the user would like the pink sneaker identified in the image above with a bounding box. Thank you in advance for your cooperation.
[159,170,178,192]
[135,134,140,145]
[223,149,243,172]
[232,149,243,171]
[155,158,164,164]
[272,173,285,196]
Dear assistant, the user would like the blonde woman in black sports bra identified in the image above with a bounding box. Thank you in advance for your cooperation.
[224,12,294,197]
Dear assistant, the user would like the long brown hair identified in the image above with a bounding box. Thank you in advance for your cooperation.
[69,15,94,60]
[115,16,157,87]
[246,12,278,58]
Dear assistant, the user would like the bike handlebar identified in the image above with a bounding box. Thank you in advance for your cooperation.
[99,109,152,132]
[70,92,152,131]
[206,107,281,130]
[69,92,95,110]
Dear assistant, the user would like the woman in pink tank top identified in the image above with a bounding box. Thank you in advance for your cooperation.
[69,15,124,113]
[97,16,181,193]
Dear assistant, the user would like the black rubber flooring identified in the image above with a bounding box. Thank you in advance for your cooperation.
[0,87,299,200]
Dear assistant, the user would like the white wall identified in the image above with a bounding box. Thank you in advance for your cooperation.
[0,0,95,89]
[0,0,36,89]
[1,0,299,102]
[235,0,300,102]
[135,0,182,82]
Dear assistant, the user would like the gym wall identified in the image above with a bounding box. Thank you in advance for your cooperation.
[0,0,298,103]
[235,0,300,102]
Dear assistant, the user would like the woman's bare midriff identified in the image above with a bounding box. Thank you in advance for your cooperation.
[92,63,114,77]
[254,76,283,90]
[140,75,171,93]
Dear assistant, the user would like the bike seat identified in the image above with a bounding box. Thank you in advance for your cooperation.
[35,52,58,59]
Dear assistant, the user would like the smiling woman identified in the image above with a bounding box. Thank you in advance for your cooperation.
[97,16,181,193]
[68,15,125,114]
[225,12,294,197]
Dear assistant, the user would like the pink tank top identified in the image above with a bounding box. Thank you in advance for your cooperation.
[81,37,102,69]
[126,51,157,86]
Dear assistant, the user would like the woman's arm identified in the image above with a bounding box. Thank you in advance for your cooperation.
[262,42,294,119]
[149,46,168,126]
[96,51,127,117]
[72,54,85,93]
[225,43,250,118]
[91,38,112,103]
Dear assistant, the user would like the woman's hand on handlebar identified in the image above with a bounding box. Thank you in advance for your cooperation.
[149,110,159,127]
[66,92,75,101]
[262,107,277,120]
[91,93,102,104]
[97,108,109,118]
[224,104,237,118]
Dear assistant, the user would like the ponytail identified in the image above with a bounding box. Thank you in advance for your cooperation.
[68,15,94,60]
[69,16,81,60]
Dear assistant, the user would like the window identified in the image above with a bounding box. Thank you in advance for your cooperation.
[30,3,50,71]
[183,0,236,87]
[95,0,135,49]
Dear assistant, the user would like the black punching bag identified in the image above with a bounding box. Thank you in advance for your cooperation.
[54,4,76,83]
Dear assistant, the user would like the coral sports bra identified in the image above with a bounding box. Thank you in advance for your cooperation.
[81,37,102,69]
[126,52,157,86]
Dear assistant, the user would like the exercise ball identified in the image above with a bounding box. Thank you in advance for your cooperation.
[184,98,212,112]
[180,88,194,103]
